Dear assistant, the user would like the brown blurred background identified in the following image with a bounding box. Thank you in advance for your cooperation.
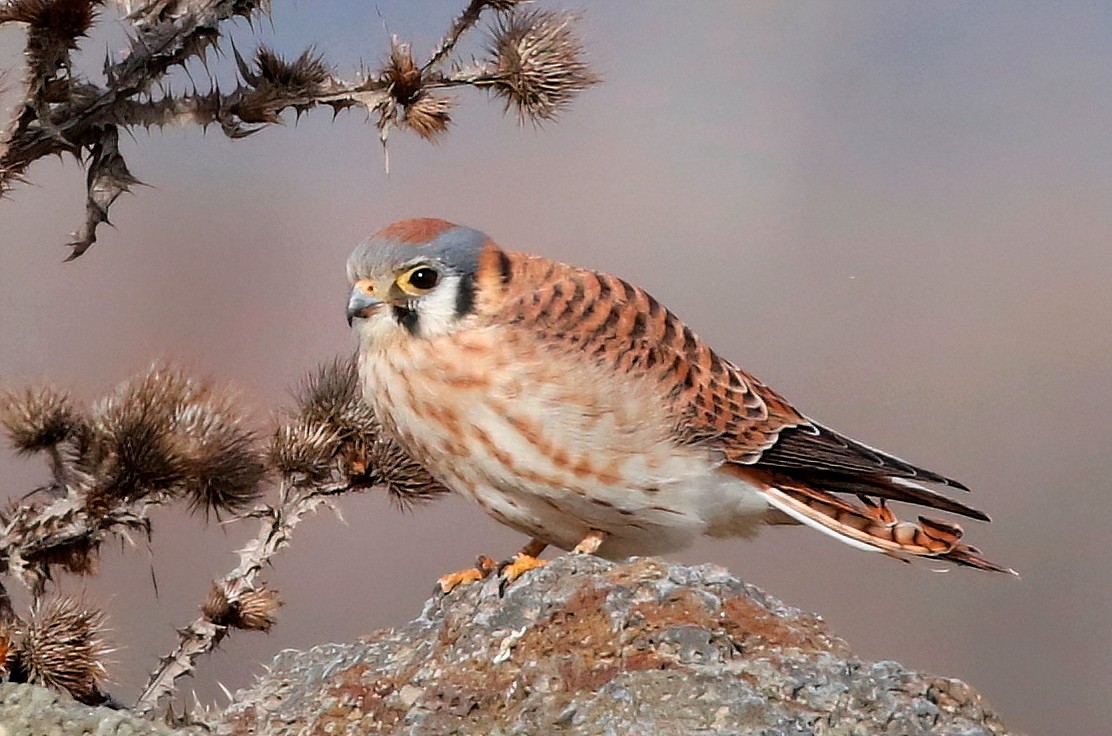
[2,2,1110,733]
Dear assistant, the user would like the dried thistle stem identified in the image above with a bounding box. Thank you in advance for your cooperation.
[133,477,356,714]
[0,1,595,257]
[421,0,518,74]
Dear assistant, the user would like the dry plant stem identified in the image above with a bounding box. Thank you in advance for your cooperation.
[0,491,157,600]
[0,0,595,258]
[134,478,356,715]
[421,0,517,73]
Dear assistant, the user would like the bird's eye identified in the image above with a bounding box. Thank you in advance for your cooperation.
[404,267,440,291]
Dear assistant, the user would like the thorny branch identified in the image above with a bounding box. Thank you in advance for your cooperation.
[0,0,597,258]
[133,478,354,715]
[0,0,594,715]
[0,357,447,713]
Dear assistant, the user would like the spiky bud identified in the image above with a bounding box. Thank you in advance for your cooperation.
[82,363,266,514]
[202,582,280,632]
[173,399,268,516]
[294,357,377,443]
[20,597,110,704]
[287,357,448,503]
[403,93,453,140]
[269,420,342,481]
[84,364,196,502]
[201,582,231,626]
[0,386,78,454]
[486,9,598,124]
[362,435,448,510]
[235,45,332,124]
[25,538,98,577]
[0,0,99,39]
[234,586,281,632]
[382,38,422,106]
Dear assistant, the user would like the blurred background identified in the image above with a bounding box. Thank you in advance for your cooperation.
[2,2,1110,733]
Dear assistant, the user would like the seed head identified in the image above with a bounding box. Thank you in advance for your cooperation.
[294,357,377,443]
[269,420,342,481]
[82,363,266,514]
[0,386,79,455]
[486,9,598,124]
[21,596,110,704]
[0,0,99,40]
[403,93,453,141]
[202,582,280,632]
[234,586,281,632]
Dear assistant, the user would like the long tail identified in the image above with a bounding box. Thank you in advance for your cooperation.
[756,477,1016,575]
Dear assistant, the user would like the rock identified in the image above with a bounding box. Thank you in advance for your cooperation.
[0,682,200,736]
[216,555,1013,736]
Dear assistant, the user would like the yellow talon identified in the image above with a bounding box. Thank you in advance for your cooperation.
[499,553,548,584]
[436,555,496,594]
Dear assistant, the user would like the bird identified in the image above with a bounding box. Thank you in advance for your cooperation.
[346,218,1014,591]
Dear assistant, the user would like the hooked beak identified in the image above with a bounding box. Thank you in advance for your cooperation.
[347,280,383,326]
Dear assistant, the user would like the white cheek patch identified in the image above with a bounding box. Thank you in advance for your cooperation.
[412,273,464,338]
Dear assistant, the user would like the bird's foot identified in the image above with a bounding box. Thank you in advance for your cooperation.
[436,555,496,595]
[495,552,548,596]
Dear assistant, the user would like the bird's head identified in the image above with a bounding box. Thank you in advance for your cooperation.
[346,218,491,342]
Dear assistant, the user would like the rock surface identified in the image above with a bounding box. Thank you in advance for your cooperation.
[0,682,200,736]
[216,555,1012,736]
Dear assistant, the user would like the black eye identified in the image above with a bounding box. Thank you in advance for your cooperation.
[407,267,440,290]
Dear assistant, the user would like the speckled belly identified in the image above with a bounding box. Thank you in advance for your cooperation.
[360,331,769,556]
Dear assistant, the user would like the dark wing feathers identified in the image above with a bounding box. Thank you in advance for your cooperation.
[758,422,971,491]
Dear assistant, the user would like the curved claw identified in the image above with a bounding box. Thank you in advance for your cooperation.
[496,553,548,596]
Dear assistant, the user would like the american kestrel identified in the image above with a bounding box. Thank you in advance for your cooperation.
[347,219,1013,591]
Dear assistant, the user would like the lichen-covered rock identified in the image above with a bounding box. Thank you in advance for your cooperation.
[217,556,1012,736]
[0,682,200,736]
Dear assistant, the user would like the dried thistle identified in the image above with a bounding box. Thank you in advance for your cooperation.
[363,435,448,511]
[0,0,100,38]
[232,586,280,632]
[137,355,450,714]
[200,581,230,625]
[81,363,266,513]
[269,420,342,481]
[234,45,332,125]
[294,357,372,436]
[403,92,453,140]
[485,9,598,124]
[203,581,279,632]
[173,398,267,516]
[83,365,196,503]
[24,537,98,576]
[2,2,595,256]
[20,596,110,704]
[383,39,422,107]
[285,356,447,503]
[271,358,373,481]
[0,385,78,455]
